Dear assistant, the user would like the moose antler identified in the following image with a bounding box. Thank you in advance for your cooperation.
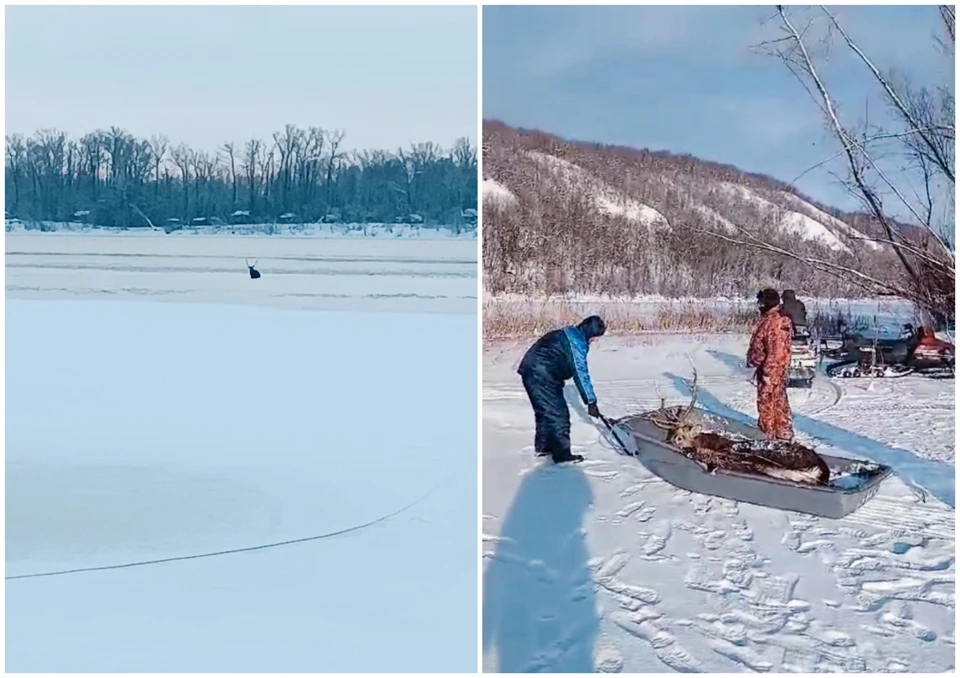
[654,381,667,410]
[645,359,700,433]
[246,259,258,268]
[681,357,699,422]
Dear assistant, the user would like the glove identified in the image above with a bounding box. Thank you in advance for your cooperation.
[587,402,601,418]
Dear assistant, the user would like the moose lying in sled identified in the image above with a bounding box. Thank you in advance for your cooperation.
[641,367,831,485]
[604,367,892,519]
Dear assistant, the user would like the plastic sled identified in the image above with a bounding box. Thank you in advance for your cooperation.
[607,408,893,520]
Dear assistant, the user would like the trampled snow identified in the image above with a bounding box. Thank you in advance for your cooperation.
[5,233,478,672]
[482,335,954,673]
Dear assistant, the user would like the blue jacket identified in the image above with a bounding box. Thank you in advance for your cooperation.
[517,317,604,405]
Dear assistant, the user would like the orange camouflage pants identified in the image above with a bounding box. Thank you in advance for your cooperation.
[757,375,794,440]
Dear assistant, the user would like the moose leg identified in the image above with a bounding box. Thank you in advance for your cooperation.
[757,377,794,441]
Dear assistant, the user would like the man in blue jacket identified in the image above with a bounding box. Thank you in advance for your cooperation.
[517,315,606,463]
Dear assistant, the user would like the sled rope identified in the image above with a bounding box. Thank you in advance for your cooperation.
[7,488,435,581]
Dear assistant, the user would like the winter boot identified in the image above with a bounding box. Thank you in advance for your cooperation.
[553,450,584,464]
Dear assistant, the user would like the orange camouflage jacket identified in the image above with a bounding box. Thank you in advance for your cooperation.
[746,308,793,380]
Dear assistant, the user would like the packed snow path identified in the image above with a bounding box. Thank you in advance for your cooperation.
[482,335,954,673]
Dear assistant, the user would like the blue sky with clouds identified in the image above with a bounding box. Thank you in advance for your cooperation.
[7,5,477,153]
[483,5,952,214]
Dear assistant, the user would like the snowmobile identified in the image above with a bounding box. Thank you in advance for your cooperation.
[787,327,817,388]
[823,324,955,379]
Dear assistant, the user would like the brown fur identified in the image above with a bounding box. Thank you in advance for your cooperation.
[646,365,830,486]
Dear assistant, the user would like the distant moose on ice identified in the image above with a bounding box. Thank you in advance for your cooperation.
[246,260,261,279]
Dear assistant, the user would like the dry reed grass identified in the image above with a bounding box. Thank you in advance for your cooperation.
[483,299,869,343]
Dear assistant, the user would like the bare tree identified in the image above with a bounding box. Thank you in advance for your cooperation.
[243,138,263,213]
[324,129,346,207]
[5,134,26,211]
[149,134,168,201]
[221,141,238,210]
[726,5,956,323]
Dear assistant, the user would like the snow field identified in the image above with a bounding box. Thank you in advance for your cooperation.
[5,233,478,672]
[482,334,954,673]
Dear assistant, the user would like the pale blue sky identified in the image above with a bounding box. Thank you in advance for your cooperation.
[484,5,953,216]
[7,5,477,152]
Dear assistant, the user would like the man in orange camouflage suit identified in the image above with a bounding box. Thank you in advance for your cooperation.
[746,288,794,440]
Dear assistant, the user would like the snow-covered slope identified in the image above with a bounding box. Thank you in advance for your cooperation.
[778,191,883,251]
[483,178,518,207]
[526,152,670,228]
[483,124,884,256]
[718,182,855,253]
[483,336,954,673]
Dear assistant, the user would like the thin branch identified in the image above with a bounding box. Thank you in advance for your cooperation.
[689,222,906,297]
[775,6,926,287]
[821,5,955,184]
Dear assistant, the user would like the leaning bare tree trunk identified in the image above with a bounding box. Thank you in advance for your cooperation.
[713,5,955,325]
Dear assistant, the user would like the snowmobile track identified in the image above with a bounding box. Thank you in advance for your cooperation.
[808,378,844,417]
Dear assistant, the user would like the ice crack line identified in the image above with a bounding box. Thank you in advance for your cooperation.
[7,489,434,581]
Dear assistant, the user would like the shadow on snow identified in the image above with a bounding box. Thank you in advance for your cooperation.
[482,462,598,672]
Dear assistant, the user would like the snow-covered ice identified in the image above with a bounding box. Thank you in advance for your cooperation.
[6,233,478,672]
[6,232,476,315]
[482,334,954,673]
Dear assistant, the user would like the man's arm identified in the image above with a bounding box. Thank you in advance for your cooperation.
[563,328,597,405]
[746,324,767,369]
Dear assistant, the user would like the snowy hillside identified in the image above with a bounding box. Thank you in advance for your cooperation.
[482,336,955,673]
[525,152,669,228]
[482,121,899,299]
[484,132,875,254]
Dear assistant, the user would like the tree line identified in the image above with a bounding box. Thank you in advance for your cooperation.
[5,124,477,228]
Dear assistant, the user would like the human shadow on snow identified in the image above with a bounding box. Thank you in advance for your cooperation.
[664,363,955,509]
[482,462,598,673]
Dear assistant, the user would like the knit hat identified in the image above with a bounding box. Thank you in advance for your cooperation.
[756,288,780,313]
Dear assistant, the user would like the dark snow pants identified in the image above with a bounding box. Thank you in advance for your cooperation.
[520,368,571,461]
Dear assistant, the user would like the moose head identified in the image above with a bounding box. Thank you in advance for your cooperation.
[645,363,702,450]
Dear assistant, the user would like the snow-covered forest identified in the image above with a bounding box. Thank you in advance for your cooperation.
[5,125,478,229]
[482,122,934,300]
